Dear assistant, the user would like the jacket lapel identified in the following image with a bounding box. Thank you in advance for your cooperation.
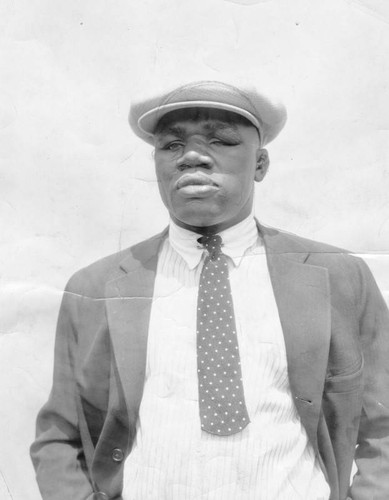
[104,231,167,430]
[260,225,331,450]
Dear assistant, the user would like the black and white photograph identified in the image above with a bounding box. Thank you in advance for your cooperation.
[1,1,389,499]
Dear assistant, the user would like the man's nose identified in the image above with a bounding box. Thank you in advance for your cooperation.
[176,147,213,170]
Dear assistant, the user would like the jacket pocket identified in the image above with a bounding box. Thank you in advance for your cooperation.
[324,358,364,394]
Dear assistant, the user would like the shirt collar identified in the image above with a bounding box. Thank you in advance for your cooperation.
[168,213,261,270]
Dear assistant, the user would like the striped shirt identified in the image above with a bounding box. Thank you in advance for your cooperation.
[122,216,330,500]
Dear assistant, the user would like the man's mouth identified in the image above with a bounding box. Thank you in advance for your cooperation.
[176,173,218,190]
[175,173,219,197]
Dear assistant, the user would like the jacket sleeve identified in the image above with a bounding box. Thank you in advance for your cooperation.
[30,277,96,500]
[349,258,389,499]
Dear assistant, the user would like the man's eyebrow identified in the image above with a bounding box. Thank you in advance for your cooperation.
[155,125,185,137]
[202,121,239,133]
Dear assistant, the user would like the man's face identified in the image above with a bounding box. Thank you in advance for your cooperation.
[153,108,268,233]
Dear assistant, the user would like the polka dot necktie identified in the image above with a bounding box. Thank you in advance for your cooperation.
[196,234,250,436]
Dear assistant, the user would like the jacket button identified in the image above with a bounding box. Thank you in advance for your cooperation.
[111,447,124,462]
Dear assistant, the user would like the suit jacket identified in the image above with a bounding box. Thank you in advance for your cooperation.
[31,224,389,500]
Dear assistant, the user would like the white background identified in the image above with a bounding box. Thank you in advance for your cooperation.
[1,0,389,498]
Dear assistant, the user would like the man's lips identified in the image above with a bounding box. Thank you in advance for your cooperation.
[175,173,218,190]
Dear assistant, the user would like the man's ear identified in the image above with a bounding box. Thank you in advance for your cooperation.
[254,149,269,182]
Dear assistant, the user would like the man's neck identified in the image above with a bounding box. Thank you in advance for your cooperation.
[171,212,254,236]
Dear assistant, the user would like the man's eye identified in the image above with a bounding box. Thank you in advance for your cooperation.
[163,142,183,151]
[210,138,238,147]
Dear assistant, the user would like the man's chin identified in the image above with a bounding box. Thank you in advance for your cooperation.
[173,214,223,232]
[171,211,249,234]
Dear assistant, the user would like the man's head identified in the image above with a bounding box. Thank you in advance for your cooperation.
[152,107,268,233]
[129,80,286,233]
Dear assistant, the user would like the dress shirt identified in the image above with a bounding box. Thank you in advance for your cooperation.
[122,215,330,500]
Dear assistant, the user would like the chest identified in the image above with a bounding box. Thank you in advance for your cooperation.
[146,249,288,406]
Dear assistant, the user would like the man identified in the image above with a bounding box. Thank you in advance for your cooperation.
[31,80,389,500]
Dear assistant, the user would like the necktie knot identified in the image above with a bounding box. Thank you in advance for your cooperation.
[198,234,223,260]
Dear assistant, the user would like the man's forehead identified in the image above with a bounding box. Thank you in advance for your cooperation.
[156,120,240,138]
[154,107,254,135]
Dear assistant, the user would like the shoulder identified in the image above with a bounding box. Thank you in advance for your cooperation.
[260,223,372,280]
[260,224,349,255]
[64,230,167,297]
[260,224,377,298]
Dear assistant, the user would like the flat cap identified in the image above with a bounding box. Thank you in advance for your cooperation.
[129,80,287,147]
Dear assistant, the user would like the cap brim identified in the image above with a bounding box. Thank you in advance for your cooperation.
[138,100,261,138]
